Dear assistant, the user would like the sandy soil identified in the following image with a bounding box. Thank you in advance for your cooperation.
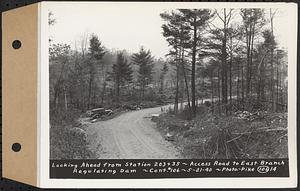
[85,104,182,159]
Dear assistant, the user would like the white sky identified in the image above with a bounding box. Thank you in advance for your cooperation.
[46,2,291,58]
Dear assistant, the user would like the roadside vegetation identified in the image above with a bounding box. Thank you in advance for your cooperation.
[156,101,288,159]
[50,107,94,159]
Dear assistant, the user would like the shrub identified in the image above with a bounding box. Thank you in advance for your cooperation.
[50,125,93,159]
[156,109,288,159]
[50,107,94,159]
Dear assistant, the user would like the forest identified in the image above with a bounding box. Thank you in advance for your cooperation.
[49,8,288,159]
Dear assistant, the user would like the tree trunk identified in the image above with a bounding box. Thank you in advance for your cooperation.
[64,85,68,111]
[249,23,255,96]
[210,69,214,113]
[221,9,228,104]
[276,51,279,110]
[241,58,244,105]
[237,58,240,101]
[279,63,282,105]
[160,76,164,93]
[181,47,191,112]
[246,24,252,97]
[101,82,106,105]
[53,85,59,110]
[191,17,197,117]
[218,67,221,104]
[174,64,179,114]
[88,71,93,109]
[179,74,184,111]
[116,78,120,103]
[229,53,233,104]
[270,9,276,111]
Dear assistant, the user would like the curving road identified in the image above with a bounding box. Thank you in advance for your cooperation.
[85,104,182,159]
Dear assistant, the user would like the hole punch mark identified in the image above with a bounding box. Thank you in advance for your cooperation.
[12,143,21,152]
[12,40,22,49]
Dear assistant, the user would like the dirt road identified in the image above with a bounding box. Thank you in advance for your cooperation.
[85,104,182,159]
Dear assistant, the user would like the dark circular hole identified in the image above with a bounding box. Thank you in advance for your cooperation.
[12,143,21,152]
[6,3,9,7]
[16,4,18,6]
[12,40,22,49]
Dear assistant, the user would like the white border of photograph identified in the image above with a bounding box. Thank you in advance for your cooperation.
[38,1,298,188]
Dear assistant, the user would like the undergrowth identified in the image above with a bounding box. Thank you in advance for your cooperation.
[50,107,94,159]
[156,103,288,159]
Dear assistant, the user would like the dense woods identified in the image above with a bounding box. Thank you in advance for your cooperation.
[156,8,288,159]
[49,8,288,159]
[160,8,287,116]
[49,8,287,118]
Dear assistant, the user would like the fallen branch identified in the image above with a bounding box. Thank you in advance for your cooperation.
[227,134,244,143]
[276,133,288,141]
[232,127,287,136]
[229,127,287,143]
[265,128,287,132]
[228,126,253,143]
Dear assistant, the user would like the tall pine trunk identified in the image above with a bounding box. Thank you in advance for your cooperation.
[276,51,279,110]
[174,49,180,113]
[270,9,276,111]
[174,64,179,114]
[64,85,68,111]
[221,9,228,104]
[191,17,197,117]
[241,59,245,104]
[218,67,221,104]
[229,53,233,104]
[249,24,255,97]
[181,47,191,112]
[245,25,252,98]
[237,58,240,101]
[101,82,106,105]
[88,69,93,109]
[210,69,214,112]
[116,78,120,103]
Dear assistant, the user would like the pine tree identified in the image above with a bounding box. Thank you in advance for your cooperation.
[109,52,133,102]
[131,47,154,100]
[240,9,265,99]
[87,34,105,108]
[89,35,106,60]
[160,10,191,114]
[179,9,214,117]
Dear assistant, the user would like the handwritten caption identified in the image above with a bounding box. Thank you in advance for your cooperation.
[50,159,289,178]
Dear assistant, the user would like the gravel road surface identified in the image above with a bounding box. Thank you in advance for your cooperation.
[85,104,182,159]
